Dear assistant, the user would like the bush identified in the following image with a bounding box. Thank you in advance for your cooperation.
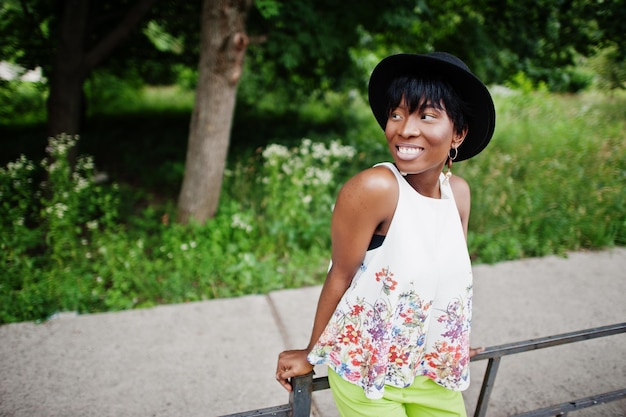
[457,88,626,262]
[0,135,354,323]
[1,134,121,322]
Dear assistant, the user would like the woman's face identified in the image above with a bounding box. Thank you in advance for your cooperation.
[385,98,464,176]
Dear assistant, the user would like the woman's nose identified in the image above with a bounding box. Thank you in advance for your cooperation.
[400,116,421,138]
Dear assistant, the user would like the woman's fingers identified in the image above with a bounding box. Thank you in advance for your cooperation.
[275,349,314,391]
[470,346,485,358]
[275,370,294,392]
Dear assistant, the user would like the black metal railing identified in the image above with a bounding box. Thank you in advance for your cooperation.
[221,322,626,417]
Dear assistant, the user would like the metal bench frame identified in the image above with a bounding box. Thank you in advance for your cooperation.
[222,322,626,417]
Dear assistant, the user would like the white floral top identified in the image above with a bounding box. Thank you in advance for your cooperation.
[308,162,473,399]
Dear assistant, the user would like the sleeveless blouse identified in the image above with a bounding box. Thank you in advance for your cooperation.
[307,162,473,399]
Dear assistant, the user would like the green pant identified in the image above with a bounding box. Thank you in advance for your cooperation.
[328,369,467,417]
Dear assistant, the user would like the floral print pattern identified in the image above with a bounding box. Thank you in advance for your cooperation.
[309,265,472,398]
[307,163,474,400]
[423,293,472,387]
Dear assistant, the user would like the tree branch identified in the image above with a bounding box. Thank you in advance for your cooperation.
[84,0,158,71]
[18,0,46,46]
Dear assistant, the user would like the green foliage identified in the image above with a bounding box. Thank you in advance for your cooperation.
[1,134,121,322]
[85,74,195,118]
[505,72,548,94]
[3,0,626,116]
[587,45,626,90]
[254,0,281,19]
[174,64,198,91]
[252,138,356,251]
[456,88,626,263]
[85,70,147,116]
[2,88,625,324]
[3,0,625,326]
[0,135,351,323]
[0,79,47,126]
[143,21,184,54]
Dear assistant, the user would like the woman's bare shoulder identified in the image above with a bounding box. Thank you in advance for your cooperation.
[341,165,397,196]
[334,165,398,222]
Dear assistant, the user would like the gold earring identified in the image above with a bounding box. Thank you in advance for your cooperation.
[443,147,458,185]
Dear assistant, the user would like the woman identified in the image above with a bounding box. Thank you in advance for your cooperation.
[276,52,496,417]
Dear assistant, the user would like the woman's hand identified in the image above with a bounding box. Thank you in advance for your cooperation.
[275,349,314,391]
[470,347,485,358]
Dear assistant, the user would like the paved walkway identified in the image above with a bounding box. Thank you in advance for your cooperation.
[1,248,625,417]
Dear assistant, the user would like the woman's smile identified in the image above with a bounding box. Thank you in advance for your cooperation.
[396,144,424,161]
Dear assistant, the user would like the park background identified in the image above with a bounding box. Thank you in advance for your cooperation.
[1,0,625,324]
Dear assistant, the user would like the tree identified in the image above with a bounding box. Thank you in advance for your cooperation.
[46,0,157,136]
[176,0,440,223]
[0,0,162,135]
[176,0,252,223]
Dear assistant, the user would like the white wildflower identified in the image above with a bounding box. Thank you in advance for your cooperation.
[46,202,68,219]
[300,139,312,155]
[330,140,356,158]
[231,213,253,232]
[305,167,333,185]
[281,163,293,175]
[262,144,290,164]
[311,142,330,160]
[73,174,90,192]
[316,168,333,185]
[79,156,94,171]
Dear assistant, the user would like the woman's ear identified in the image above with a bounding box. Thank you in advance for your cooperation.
[453,126,469,148]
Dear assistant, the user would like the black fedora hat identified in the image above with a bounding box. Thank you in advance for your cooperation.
[368,52,495,161]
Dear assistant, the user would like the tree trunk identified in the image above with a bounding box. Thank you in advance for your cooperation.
[46,0,90,136]
[46,0,157,137]
[176,0,252,224]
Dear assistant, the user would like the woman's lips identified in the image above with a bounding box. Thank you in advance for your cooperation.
[396,145,423,160]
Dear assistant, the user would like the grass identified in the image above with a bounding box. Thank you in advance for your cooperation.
[458,89,626,262]
[1,83,625,324]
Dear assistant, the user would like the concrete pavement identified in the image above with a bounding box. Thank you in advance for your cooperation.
[1,248,625,416]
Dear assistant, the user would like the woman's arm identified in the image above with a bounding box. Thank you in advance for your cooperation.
[275,166,398,391]
[449,174,471,240]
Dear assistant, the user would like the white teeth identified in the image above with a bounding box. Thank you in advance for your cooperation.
[398,146,421,155]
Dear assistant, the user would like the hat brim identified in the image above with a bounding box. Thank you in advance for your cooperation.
[368,53,495,162]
